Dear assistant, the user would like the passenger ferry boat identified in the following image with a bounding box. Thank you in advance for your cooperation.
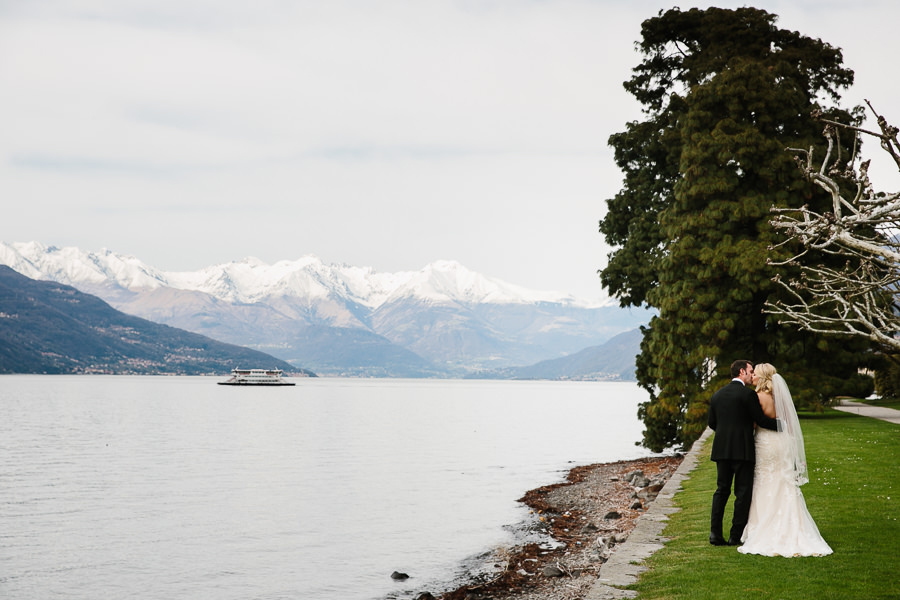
[218,368,296,386]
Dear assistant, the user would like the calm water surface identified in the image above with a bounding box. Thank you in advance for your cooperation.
[0,376,656,599]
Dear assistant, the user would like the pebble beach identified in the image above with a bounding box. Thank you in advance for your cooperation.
[403,454,685,600]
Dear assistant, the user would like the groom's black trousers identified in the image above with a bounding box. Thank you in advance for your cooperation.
[711,459,755,541]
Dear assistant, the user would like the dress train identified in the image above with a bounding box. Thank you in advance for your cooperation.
[738,428,832,557]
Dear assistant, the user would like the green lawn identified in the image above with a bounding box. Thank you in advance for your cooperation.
[628,410,899,599]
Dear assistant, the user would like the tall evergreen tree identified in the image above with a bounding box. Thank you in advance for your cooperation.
[600,7,873,451]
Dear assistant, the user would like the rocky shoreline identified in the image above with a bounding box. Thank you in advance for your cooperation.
[404,454,684,600]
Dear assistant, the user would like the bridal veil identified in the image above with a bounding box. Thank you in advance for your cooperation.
[772,373,809,486]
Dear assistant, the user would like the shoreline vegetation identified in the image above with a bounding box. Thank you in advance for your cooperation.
[406,454,684,600]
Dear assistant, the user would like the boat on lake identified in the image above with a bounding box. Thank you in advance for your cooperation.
[218,368,296,386]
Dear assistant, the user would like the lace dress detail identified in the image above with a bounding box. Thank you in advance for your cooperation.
[739,428,832,557]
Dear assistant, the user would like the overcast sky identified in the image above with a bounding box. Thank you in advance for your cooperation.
[2,1,897,300]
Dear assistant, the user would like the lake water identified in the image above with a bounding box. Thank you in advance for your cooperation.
[0,376,657,599]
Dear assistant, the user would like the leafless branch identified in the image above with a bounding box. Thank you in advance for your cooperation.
[767,103,900,352]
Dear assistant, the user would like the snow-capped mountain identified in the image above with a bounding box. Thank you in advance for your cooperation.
[1,242,605,308]
[0,241,647,377]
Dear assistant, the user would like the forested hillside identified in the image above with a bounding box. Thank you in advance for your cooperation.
[0,266,311,376]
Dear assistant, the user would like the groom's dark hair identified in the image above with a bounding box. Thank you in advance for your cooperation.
[730,360,753,378]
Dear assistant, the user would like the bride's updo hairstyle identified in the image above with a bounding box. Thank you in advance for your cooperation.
[754,363,776,395]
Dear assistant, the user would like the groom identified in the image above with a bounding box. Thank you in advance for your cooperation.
[707,360,779,546]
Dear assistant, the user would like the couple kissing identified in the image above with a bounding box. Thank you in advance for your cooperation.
[707,360,832,557]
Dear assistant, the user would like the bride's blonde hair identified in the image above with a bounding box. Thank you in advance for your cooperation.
[754,362,777,395]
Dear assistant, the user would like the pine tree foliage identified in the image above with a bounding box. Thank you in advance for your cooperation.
[874,355,900,400]
[600,7,874,451]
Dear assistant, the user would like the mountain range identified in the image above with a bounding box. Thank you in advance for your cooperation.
[479,327,644,381]
[0,265,305,376]
[0,241,650,378]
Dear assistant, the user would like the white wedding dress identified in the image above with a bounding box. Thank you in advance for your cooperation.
[739,375,832,557]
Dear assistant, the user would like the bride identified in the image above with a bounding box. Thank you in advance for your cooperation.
[738,363,832,556]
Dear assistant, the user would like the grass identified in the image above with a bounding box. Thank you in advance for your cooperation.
[628,409,899,600]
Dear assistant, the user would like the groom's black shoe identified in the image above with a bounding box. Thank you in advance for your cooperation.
[727,538,742,546]
[709,535,728,546]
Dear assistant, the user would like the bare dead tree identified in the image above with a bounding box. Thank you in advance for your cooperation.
[767,100,900,352]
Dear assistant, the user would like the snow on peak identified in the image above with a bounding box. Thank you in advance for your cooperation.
[0,241,166,289]
[384,259,511,303]
[0,241,612,308]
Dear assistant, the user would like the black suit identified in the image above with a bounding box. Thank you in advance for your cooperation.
[708,380,779,543]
